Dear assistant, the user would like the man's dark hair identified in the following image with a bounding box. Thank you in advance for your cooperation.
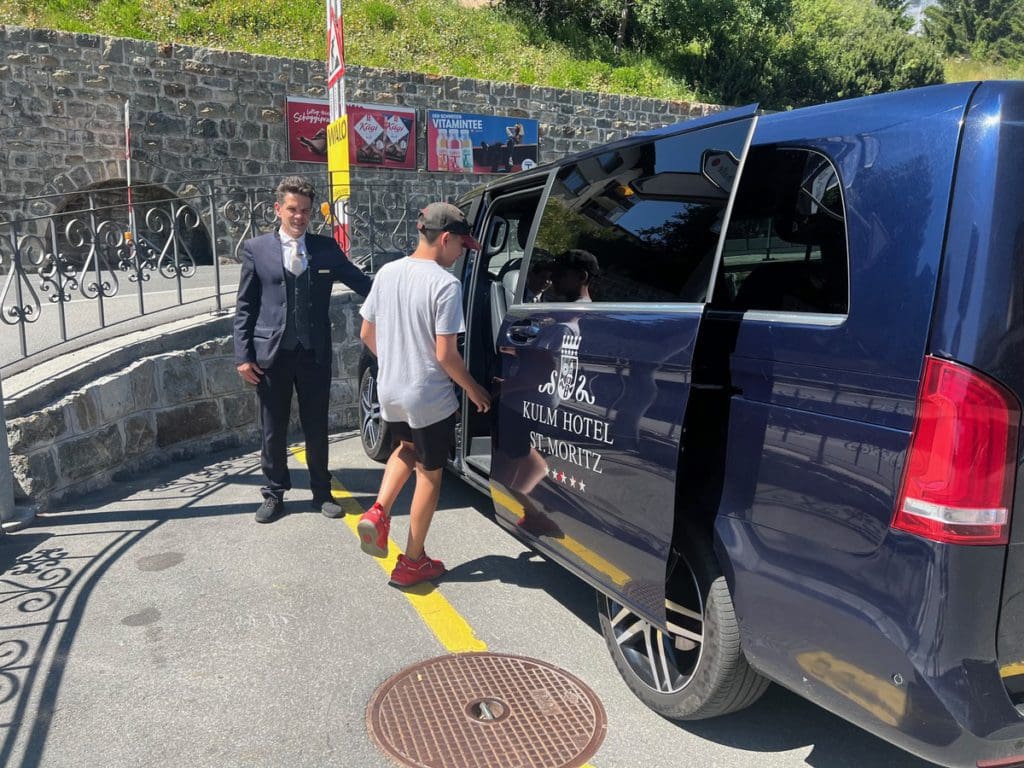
[276,175,316,205]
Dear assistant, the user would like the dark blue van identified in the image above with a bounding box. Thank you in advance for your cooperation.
[358,80,1024,768]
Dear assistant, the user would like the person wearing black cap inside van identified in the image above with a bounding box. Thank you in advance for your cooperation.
[550,248,599,302]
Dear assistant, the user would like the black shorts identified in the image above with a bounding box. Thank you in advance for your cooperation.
[387,411,457,471]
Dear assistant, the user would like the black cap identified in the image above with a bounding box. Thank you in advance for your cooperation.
[417,202,482,251]
[559,248,600,277]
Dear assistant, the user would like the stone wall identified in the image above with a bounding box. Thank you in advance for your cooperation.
[7,289,364,510]
[0,25,724,210]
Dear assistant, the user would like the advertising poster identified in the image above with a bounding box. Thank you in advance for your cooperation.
[348,103,417,170]
[327,115,350,249]
[427,110,539,174]
[286,97,330,163]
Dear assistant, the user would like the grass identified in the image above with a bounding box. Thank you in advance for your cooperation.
[2,0,1020,101]
[944,56,1024,82]
[0,0,700,101]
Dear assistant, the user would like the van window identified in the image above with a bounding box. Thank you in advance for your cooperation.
[712,147,849,314]
[532,119,752,303]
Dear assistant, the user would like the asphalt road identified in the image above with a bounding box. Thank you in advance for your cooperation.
[0,433,938,768]
[1,263,241,372]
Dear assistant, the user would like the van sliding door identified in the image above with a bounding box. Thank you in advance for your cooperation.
[490,108,757,627]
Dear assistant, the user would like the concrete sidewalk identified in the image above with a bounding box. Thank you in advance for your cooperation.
[0,433,429,768]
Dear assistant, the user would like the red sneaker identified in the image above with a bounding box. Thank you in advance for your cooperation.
[357,502,390,557]
[389,553,446,587]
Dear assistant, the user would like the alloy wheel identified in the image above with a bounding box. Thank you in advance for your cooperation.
[604,570,704,694]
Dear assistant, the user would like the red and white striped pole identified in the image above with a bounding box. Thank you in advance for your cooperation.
[325,0,351,253]
[124,100,137,245]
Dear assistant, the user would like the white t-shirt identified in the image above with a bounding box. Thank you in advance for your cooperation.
[360,257,466,428]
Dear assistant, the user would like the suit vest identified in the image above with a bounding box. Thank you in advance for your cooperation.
[280,267,312,351]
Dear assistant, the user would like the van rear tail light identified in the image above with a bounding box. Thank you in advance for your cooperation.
[893,356,1020,546]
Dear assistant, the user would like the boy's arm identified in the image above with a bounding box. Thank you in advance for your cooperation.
[360,318,377,356]
[436,333,491,413]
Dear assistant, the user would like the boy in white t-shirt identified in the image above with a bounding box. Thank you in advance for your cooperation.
[356,203,492,587]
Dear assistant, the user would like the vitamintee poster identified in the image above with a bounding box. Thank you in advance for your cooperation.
[426,110,539,174]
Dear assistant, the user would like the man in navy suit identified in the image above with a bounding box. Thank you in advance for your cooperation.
[233,176,372,523]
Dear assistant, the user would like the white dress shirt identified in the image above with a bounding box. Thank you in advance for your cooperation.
[280,233,308,275]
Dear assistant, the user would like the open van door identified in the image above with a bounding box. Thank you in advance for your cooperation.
[489,107,758,632]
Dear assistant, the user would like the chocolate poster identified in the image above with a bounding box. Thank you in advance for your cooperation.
[286,97,331,164]
[348,103,417,170]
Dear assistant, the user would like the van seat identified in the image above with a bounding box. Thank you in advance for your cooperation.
[489,268,520,347]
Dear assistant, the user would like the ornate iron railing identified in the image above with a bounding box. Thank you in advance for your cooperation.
[0,172,472,373]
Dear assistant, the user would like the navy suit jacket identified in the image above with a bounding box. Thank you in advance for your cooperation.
[233,231,371,369]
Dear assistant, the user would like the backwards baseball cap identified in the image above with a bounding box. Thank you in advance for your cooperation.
[417,202,482,251]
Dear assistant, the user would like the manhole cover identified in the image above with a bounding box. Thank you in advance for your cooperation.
[367,652,607,768]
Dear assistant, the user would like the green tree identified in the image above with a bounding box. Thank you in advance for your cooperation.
[922,0,1024,59]
[500,0,945,108]
[684,0,944,108]
[874,0,914,30]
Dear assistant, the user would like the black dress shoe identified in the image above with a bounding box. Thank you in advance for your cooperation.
[314,498,343,519]
[255,496,284,523]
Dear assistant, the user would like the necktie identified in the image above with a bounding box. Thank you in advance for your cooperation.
[287,240,305,276]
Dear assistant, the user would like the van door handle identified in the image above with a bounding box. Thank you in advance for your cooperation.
[507,322,540,343]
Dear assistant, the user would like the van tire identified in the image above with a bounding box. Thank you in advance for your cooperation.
[359,365,392,463]
[597,542,769,720]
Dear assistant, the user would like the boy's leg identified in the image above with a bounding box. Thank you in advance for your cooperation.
[358,423,415,557]
[400,412,456,561]
[405,465,444,561]
[387,413,455,586]
[376,440,416,511]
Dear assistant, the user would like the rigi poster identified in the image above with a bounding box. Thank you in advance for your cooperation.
[348,103,417,170]
[286,97,330,163]
[426,110,539,174]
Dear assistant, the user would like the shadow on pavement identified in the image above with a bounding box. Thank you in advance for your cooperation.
[0,446,259,768]
[443,550,599,633]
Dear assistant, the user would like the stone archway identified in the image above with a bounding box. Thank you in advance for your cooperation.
[53,178,214,270]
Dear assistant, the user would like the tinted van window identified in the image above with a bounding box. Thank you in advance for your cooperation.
[533,120,752,303]
[713,147,849,314]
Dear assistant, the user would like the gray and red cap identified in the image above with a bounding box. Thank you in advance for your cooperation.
[417,202,482,251]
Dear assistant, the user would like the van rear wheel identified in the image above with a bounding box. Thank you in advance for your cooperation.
[597,544,769,720]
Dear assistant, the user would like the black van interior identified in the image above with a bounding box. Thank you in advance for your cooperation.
[463,190,544,476]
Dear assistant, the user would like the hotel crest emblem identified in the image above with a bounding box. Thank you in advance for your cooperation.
[539,329,595,405]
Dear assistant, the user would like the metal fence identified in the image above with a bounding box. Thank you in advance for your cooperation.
[0,172,472,374]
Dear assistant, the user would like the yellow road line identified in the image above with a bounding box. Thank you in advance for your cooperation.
[490,486,631,587]
[1000,661,1024,678]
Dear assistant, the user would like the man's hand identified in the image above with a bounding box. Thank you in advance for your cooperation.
[467,383,492,413]
[237,362,264,385]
